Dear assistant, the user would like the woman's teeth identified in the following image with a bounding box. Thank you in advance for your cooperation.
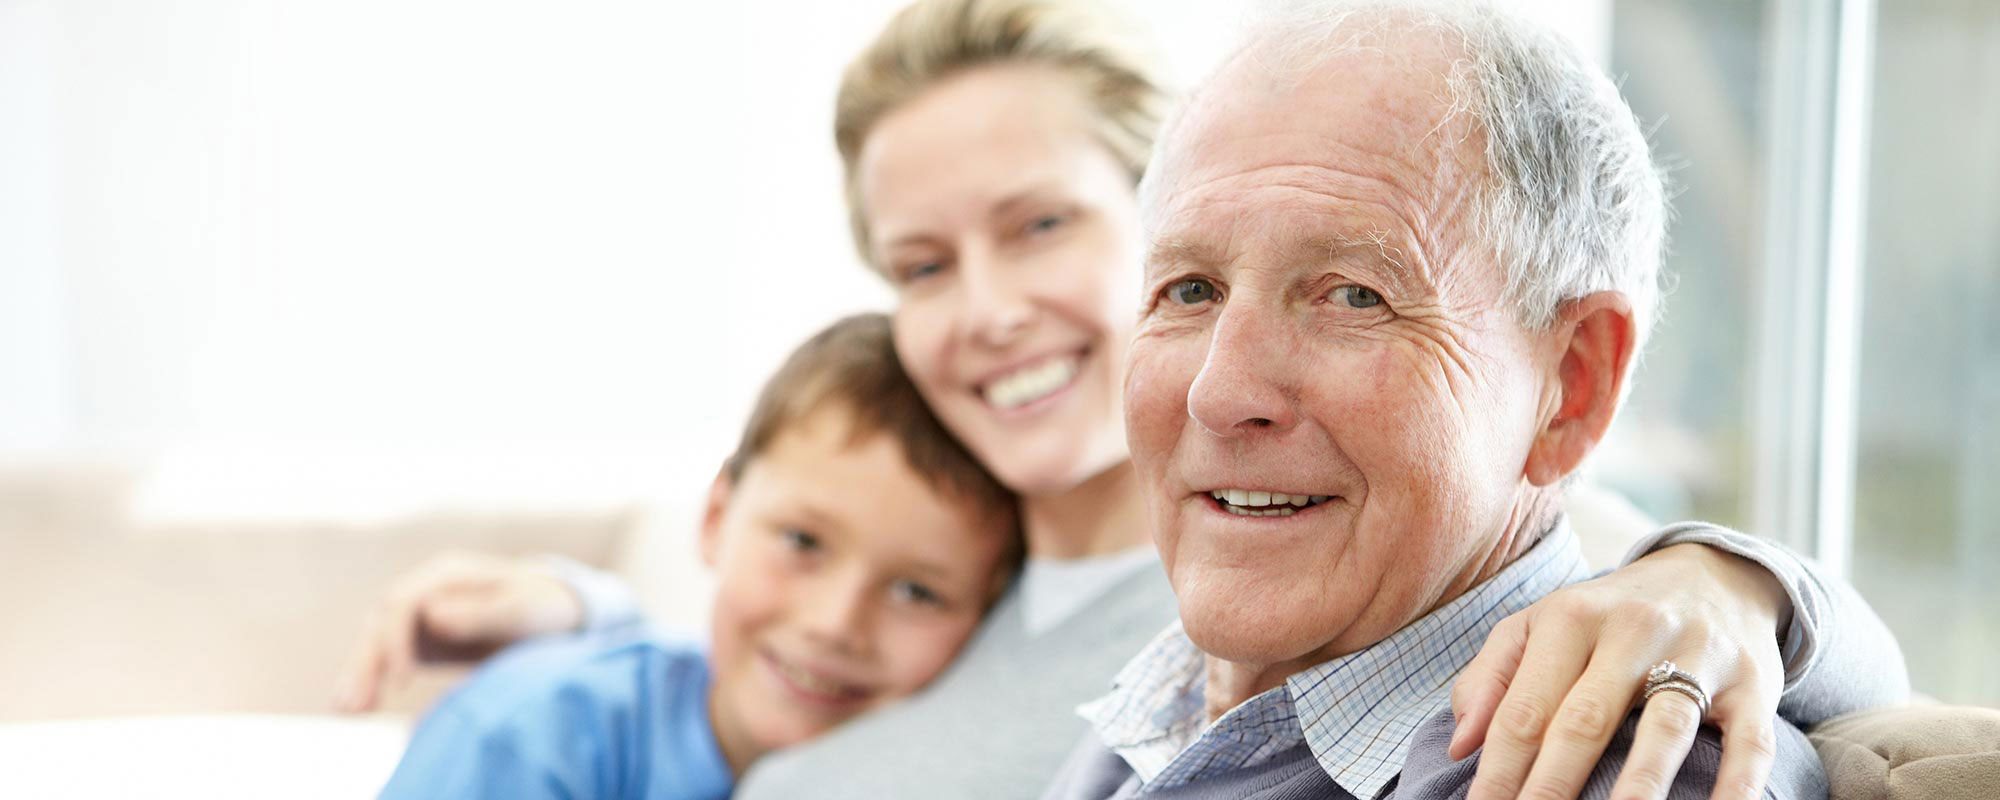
[1210,489,1332,516]
[982,355,1080,410]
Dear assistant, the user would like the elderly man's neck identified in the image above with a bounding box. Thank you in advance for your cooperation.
[1200,491,1565,720]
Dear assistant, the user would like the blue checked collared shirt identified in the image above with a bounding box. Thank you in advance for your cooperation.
[1075,524,1592,799]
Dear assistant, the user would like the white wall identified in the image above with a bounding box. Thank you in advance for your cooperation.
[0,0,1604,521]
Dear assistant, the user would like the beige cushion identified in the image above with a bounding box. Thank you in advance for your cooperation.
[0,460,635,721]
[1810,704,2000,800]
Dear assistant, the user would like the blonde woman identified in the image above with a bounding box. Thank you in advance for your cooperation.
[340,1,1907,797]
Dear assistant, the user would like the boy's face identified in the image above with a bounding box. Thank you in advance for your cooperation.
[701,407,1010,763]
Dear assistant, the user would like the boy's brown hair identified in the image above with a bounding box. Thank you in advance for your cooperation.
[725,313,1021,569]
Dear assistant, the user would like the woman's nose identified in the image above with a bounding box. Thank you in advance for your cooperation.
[961,250,1036,349]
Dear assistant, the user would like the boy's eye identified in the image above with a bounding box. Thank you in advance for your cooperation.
[1165,278,1219,305]
[1330,284,1383,309]
[779,529,821,553]
[889,579,945,608]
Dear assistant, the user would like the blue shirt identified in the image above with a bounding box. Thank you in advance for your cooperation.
[379,627,734,800]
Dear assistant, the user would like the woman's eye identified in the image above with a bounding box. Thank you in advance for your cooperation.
[899,261,945,284]
[1331,285,1383,309]
[779,529,821,553]
[1165,278,1219,305]
[890,579,945,608]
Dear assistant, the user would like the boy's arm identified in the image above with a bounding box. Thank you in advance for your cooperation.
[539,555,644,632]
[377,705,580,800]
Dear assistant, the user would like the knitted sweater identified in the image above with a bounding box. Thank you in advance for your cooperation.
[1041,707,1828,799]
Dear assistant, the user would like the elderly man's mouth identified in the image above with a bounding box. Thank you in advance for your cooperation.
[1206,489,1334,517]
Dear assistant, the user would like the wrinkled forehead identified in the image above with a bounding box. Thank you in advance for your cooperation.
[1141,22,1487,234]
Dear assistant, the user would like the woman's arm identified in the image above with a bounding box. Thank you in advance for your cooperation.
[1622,522,1910,719]
[1450,521,1910,800]
[333,551,643,712]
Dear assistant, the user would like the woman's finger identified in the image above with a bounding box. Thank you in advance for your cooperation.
[376,588,430,691]
[1514,653,1653,800]
[423,587,511,642]
[1451,613,1529,758]
[1605,685,1705,800]
[377,556,503,675]
[1707,694,1778,800]
[1465,609,1597,800]
[332,620,388,712]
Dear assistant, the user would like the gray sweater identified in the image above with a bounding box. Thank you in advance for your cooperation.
[1040,707,1828,799]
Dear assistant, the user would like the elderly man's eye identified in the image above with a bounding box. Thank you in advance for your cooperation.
[1166,278,1219,305]
[1025,214,1067,235]
[1331,285,1383,309]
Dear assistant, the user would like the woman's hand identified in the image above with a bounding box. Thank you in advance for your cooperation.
[1453,543,1790,800]
[333,551,584,712]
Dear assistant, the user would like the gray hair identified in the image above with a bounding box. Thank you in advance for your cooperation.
[1157,0,1670,343]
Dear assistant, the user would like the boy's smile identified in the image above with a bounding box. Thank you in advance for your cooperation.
[756,644,874,709]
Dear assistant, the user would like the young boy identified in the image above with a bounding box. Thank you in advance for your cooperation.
[377,313,1020,799]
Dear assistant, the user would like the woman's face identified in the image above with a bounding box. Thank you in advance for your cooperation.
[856,66,1144,498]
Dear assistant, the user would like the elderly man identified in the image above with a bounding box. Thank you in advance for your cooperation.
[1045,3,1840,799]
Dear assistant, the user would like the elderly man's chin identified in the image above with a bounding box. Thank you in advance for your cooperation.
[1158,502,1386,666]
[1173,566,1375,667]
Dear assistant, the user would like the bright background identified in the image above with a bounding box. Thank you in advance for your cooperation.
[0,0,1993,762]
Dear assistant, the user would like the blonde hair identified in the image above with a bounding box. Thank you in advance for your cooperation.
[834,0,1169,266]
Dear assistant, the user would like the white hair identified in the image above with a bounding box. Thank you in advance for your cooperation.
[1154,0,1670,343]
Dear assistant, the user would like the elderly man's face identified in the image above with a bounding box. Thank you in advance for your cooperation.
[1127,43,1561,668]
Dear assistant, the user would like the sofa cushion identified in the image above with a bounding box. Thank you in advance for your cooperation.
[1809,704,2000,800]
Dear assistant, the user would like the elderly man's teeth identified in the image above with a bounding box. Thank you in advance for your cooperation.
[983,356,1081,410]
[1209,490,1332,513]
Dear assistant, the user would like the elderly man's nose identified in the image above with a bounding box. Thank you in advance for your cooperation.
[1186,314,1298,436]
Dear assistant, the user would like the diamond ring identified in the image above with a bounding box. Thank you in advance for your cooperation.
[1643,660,1711,717]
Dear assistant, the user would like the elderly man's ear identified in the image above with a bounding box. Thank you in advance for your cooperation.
[1524,292,1638,486]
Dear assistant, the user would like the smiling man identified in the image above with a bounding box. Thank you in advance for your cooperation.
[1041,2,1837,799]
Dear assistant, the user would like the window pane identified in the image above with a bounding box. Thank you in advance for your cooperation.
[1850,0,2000,706]
[1601,0,1766,528]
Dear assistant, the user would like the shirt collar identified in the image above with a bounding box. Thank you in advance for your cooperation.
[1077,523,1590,798]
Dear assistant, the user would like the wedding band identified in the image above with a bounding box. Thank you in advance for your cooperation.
[1643,660,1711,717]
[1644,679,1711,717]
